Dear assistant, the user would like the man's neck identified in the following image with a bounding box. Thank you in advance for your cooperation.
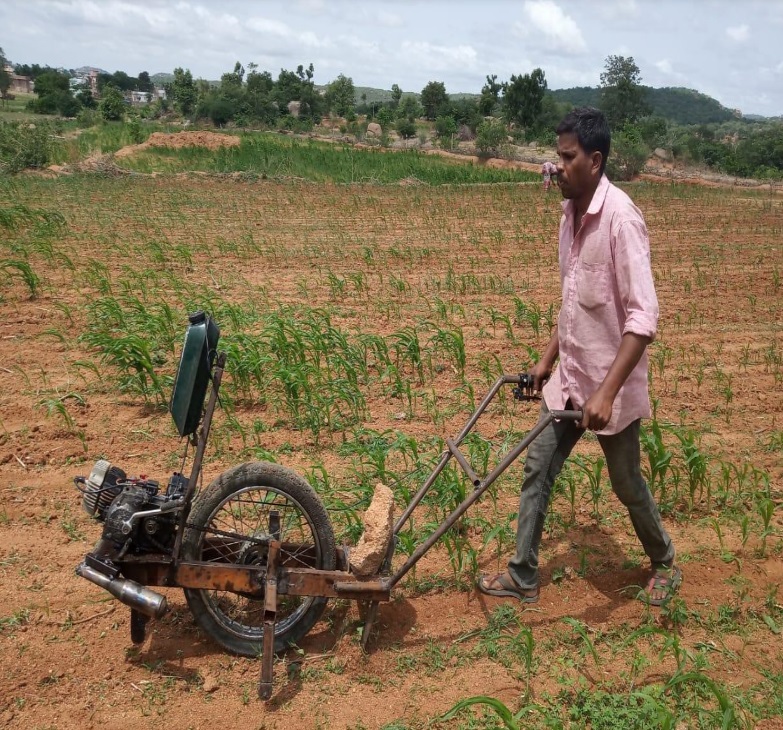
[574,178,601,219]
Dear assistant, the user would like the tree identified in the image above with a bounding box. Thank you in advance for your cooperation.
[26,70,76,115]
[247,68,273,96]
[137,71,153,92]
[13,63,47,80]
[31,70,69,97]
[245,67,277,125]
[221,62,244,89]
[170,67,198,116]
[479,74,502,116]
[324,74,355,117]
[502,68,547,129]
[391,83,402,109]
[420,80,448,120]
[274,63,322,121]
[397,95,422,121]
[98,85,126,121]
[600,55,650,129]
[450,97,482,132]
[0,47,11,99]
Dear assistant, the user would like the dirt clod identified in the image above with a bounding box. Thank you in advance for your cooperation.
[201,674,219,693]
[349,483,395,577]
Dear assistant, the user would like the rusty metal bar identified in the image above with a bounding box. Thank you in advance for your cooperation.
[175,561,262,592]
[480,409,582,487]
[258,540,280,700]
[386,406,582,589]
[446,438,480,487]
[393,374,520,534]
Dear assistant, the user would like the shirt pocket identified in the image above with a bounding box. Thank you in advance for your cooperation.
[577,262,610,310]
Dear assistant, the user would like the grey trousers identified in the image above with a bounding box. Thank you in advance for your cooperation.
[508,401,676,591]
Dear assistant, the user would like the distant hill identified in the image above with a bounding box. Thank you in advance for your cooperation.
[354,84,737,125]
[151,72,175,85]
[549,86,737,125]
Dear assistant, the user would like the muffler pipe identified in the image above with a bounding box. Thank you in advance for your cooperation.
[76,562,169,619]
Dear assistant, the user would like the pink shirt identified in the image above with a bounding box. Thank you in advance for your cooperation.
[541,161,557,176]
[542,174,658,434]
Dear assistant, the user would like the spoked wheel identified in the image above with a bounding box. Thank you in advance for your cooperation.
[182,462,336,656]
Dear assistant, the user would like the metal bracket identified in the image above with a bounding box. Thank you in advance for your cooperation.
[258,539,280,700]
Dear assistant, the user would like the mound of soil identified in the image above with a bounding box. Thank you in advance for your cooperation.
[114,131,241,158]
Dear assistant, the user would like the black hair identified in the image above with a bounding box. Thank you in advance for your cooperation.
[556,107,611,175]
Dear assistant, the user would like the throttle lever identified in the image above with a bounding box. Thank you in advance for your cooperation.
[512,373,539,401]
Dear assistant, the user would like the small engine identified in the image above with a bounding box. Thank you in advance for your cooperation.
[76,460,189,554]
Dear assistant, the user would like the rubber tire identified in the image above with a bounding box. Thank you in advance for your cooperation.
[182,461,336,657]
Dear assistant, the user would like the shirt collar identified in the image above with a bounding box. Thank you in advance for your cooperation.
[561,173,610,220]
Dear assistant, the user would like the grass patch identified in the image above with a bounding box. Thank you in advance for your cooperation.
[114,132,540,184]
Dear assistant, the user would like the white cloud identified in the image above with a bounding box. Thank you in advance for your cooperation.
[246,18,291,37]
[615,0,638,16]
[515,0,588,55]
[299,31,332,49]
[596,0,638,20]
[725,24,750,43]
[399,41,478,73]
[377,10,403,28]
[654,58,686,83]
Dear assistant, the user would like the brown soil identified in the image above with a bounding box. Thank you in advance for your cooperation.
[114,130,241,158]
[1,154,782,729]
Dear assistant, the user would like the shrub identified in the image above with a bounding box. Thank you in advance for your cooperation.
[396,118,417,140]
[0,121,55,173]
[126,117,144,144]
[99,86,126,122]
[475,118,507,156]
[435,115,458,148]
[606,123,649,181]
[76,108,99,128]
[377,106,395,131]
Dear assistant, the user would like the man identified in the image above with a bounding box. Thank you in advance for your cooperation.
[479,107,680,606]
[541,160,558,192]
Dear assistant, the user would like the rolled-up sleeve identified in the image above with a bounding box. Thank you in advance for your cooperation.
[614,219,659,341]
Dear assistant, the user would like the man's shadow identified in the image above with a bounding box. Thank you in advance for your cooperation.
[475,522,656,628]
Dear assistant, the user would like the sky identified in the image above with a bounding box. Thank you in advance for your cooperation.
[2,0,783,116]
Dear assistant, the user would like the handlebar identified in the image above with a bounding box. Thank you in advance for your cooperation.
[511,373,583,422]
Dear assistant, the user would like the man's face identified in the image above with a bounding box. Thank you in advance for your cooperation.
[556,132,601,200]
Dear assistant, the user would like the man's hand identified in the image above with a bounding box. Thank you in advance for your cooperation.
[529,360,552,392]
[579,387,614,430]
[578,332,652,430]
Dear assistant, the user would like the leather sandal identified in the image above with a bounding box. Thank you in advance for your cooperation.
[639,564,682,606]
[477,571,539,603]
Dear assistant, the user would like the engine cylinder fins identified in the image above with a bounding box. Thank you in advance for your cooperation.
[81,460,127,519]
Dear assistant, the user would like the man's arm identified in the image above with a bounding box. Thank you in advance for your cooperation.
[580,332,651,430]
[580,216,658,430]
[530,325,559,391]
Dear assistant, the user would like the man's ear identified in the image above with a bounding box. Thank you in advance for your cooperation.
[590,151,603,176]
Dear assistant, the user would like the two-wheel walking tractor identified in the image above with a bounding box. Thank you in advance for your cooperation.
[74,312,582,699]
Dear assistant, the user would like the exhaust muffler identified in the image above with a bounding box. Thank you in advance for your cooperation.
[77,562,169,619]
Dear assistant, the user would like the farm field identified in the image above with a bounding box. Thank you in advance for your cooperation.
[1,138,782,729]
